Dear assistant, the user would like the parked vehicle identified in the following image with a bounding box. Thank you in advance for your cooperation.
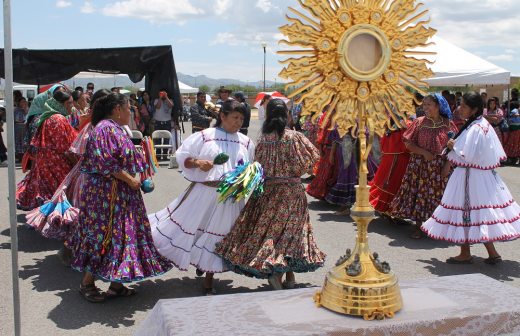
[13,84,38,102]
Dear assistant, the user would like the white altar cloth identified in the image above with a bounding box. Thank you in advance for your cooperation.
[135,274,520,336]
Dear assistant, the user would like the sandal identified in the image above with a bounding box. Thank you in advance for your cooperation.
[484,256,502,265]
[79,283,105,303]
[105,285,137,299]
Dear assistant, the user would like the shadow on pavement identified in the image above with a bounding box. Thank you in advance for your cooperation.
[0,224,62,253]
[366,216,454,251]
[308,200,337,212]
[18,253,312,331]
[418,257,520,283]
[19,254,79,292]
[317,212,353,223]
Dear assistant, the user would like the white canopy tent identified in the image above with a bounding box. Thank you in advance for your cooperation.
[178,81,198,94]
[415,36,510,86]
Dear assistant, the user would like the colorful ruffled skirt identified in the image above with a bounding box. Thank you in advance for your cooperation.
[306,145,337,200]
[369,152,410,214]
[70,174,172,282]
[504,129,520,158]
[215,182,325,278]
[390,154,448,222]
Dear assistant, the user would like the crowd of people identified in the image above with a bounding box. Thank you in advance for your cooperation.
[297,91,520,264]
[1,82,519,303]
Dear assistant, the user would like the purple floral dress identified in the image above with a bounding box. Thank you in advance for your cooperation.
[69,119,172,282]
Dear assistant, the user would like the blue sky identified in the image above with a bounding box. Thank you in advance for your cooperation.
[1,0,518,83]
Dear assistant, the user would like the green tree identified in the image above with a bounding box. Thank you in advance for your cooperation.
[198,84,210,93]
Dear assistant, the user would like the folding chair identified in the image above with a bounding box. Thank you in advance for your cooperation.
[131,130,144,149]
[152,130,173,161]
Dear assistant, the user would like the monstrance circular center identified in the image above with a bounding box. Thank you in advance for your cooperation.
[348,34,382,72]
[338,24,391,82]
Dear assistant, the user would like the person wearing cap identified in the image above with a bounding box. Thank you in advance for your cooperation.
[234,91,251,135]
[190,91,214,133]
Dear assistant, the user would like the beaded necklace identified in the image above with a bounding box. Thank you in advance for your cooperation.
[424,117,446,129]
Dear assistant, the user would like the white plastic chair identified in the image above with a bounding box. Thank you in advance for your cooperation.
[152,130,173,161]
[131,130,144,150]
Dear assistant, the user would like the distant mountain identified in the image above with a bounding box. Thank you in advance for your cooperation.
[177,73,275,89]
[9,72,276,92]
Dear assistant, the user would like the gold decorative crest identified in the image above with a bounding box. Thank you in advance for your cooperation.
[278,0,436,137]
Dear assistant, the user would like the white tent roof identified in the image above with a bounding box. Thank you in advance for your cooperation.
[414,36,510,86]
[178,81,198,94]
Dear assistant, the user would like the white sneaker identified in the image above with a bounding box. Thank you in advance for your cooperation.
[0,160,8,167]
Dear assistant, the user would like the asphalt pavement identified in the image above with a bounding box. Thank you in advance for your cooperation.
[1,119,519,335]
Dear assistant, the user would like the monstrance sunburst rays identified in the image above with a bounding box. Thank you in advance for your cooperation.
[278,0,436,138]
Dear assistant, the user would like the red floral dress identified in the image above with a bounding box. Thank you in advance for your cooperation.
[16,114,78,210]
[306,116,338,200]
[369,128,410,214]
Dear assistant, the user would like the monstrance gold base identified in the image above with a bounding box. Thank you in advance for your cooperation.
[314,185,403,320]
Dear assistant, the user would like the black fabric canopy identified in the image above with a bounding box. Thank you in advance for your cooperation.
[0,45,182,121]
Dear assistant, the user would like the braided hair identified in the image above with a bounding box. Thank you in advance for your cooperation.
[453,91,483,140]
[262,98,288,138]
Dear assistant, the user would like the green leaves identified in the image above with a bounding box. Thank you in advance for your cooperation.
[213,153,230,165]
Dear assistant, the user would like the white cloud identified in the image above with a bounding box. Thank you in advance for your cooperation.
[56,0,72,8]
[81,1,95,14]
[215,0,232,16]
[101,0,203,23]
[487,54,514,62]
[255,0,276,13]
[422,0,518,48]
[210,32,246,46]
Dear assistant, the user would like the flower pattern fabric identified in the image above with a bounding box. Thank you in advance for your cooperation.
[390,117,458,222]
[69,119,172,282]
[215,130,326,279]
[16,114,77,210]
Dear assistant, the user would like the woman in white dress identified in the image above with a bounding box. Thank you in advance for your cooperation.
[149,100,255,294]
[257,94,271,121]
[422,92,520,264]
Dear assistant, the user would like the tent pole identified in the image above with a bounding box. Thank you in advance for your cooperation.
[3,0,22,335]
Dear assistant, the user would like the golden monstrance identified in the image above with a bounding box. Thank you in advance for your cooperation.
[278,0,436,320]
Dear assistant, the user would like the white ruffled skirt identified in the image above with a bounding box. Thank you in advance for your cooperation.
[149,183,244,273]
[422,167,520,243]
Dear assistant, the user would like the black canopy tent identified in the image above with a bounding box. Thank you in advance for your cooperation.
[0,45,182,122]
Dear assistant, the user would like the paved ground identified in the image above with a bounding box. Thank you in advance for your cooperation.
[1,119,519,335]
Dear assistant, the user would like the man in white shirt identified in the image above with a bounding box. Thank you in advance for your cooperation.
[153,89,174,158]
